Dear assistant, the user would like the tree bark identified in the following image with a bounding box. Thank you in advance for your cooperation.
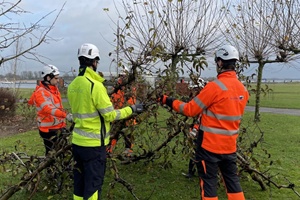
[254,62,264,121]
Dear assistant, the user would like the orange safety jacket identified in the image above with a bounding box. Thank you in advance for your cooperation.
[111,87,137,126]
[111,89,136,108]
[171,71,249,154]
[28,82,67,132]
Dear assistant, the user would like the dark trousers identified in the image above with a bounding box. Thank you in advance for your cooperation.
[188,138,197,174]
[72,144,107,200]
[195,130,244,199]
[188,158,196,175]
[39,129,59,155]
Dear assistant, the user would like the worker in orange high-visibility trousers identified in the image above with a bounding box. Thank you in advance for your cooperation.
[159,45,249,200]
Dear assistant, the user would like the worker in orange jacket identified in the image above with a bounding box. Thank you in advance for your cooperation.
[28,65,72,155]
[160,45,249,200]
[109,66,137,156]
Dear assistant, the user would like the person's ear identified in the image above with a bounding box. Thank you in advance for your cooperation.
[94,59,99,66]
[217,60,223,67]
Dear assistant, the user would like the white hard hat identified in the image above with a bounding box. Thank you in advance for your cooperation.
[215,45,239,61]
[41,65,60,78]
[119,66,129,75]
[78,43,100,60]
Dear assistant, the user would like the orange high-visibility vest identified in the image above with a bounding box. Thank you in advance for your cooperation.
[172,71,249,154]
[28,82,66,132]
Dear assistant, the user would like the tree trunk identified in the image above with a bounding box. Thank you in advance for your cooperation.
[254,62,264,121]
[169,55,179,95]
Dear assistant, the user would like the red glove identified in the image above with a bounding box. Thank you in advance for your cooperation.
[158,95,168,104]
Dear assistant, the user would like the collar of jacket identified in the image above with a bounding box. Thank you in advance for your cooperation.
[39,81,58,93]
[83,66,105,83]
[217,70,237,79]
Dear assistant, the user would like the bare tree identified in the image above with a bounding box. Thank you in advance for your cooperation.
[106,0,228,94]
[0,0,65,67]
[271,0,300,55]
[105,0,230,157]
[101,1,300,198]
[1,1,300,199]
[224,0,300,121]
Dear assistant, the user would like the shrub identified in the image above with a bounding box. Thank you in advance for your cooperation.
[0,88,17,120]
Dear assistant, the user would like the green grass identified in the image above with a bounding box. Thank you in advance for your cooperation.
[1,112,300,200]
[1,83,300,199]
[247,82,300,109]
[16,88,35,99]
[240,112,300,200]
[5,87,68,99]
[0,131,44,153]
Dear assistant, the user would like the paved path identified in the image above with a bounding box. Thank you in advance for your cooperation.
[62,97,300,116]
[245,106,300,116]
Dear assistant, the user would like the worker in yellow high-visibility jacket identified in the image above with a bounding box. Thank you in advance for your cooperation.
[68,43,144,200]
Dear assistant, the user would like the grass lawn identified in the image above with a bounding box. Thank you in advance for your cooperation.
[247,82,300,109]
[1,111,300,200]
[239,112,300,200]
[1,82,300,199]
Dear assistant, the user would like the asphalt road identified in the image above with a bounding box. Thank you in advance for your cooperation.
[245,106,300,116]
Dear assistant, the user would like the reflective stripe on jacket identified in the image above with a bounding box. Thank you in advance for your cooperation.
[28,82,66,132]
[67,67,133,147]
[172,71,249,154]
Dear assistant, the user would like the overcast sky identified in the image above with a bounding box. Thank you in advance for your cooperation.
[1,0,300,80]
[1,0,119,76]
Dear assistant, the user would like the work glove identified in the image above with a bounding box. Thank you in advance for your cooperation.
[158,94,175,108]
[158,95,168,105]
[130,104,144,114]
[66,113,73,122]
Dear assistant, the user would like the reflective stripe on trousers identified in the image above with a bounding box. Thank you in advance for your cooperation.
[73,145,106,200]
[73,192,98,200]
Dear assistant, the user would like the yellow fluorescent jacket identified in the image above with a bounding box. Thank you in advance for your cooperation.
[67,67,133,147]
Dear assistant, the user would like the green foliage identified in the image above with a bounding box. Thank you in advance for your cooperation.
[16,100,36,122]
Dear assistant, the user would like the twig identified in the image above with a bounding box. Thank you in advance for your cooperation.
[11,152,32,174]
